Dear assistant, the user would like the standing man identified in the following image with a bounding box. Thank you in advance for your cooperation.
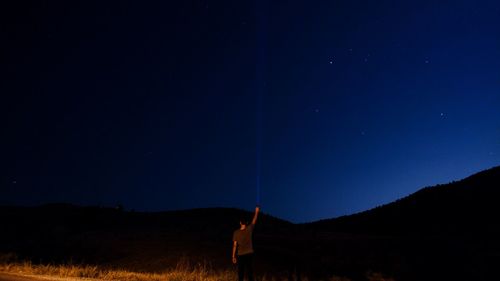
[232,205,260,281]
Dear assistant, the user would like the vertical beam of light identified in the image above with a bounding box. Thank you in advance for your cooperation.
[256,87,263,206]
[255,0,268,206]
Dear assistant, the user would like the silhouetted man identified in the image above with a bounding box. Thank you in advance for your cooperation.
[232,205,260,281]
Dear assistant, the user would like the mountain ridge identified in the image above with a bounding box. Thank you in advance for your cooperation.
[304,165,500,235]
[2,166,500,280]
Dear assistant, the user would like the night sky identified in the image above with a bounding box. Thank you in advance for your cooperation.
[1,0,499,223]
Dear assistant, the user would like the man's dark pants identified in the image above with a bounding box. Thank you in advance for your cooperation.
[238,253,254,281]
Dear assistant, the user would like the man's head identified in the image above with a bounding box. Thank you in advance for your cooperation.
[239,215,250,228]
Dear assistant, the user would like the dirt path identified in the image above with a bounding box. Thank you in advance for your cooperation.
[0,273,48,281]
[0,273,91,281]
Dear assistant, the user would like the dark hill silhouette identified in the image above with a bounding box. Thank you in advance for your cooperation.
[0,204,296,274]
[305,165,500,236]
[2,166,500,280]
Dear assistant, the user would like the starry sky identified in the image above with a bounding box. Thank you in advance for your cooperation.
[1,0,499,223]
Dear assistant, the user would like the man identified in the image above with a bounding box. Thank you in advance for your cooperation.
[232,205,260,281]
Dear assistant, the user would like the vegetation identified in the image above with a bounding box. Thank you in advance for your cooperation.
[0,258,361,281]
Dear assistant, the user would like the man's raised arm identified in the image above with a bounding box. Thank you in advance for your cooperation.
[251,205,260,225]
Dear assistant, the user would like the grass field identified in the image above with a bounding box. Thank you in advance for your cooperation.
[1,260,236,281]
[0,260,368,281]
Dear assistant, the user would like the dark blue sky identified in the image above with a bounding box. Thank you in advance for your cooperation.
[1,0,499,222]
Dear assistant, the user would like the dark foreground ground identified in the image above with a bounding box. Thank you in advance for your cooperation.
[1,204,499,281]
[3,167,500,281]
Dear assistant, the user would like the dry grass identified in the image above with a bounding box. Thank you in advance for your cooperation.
[0,262,229,281]
[0,253,396,281]
[0,260,357,281]
[0,261,233,281]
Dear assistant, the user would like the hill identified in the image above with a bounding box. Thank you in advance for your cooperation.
[0,204,293,272]
[305,165,500,236]
[2,166,500,280]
